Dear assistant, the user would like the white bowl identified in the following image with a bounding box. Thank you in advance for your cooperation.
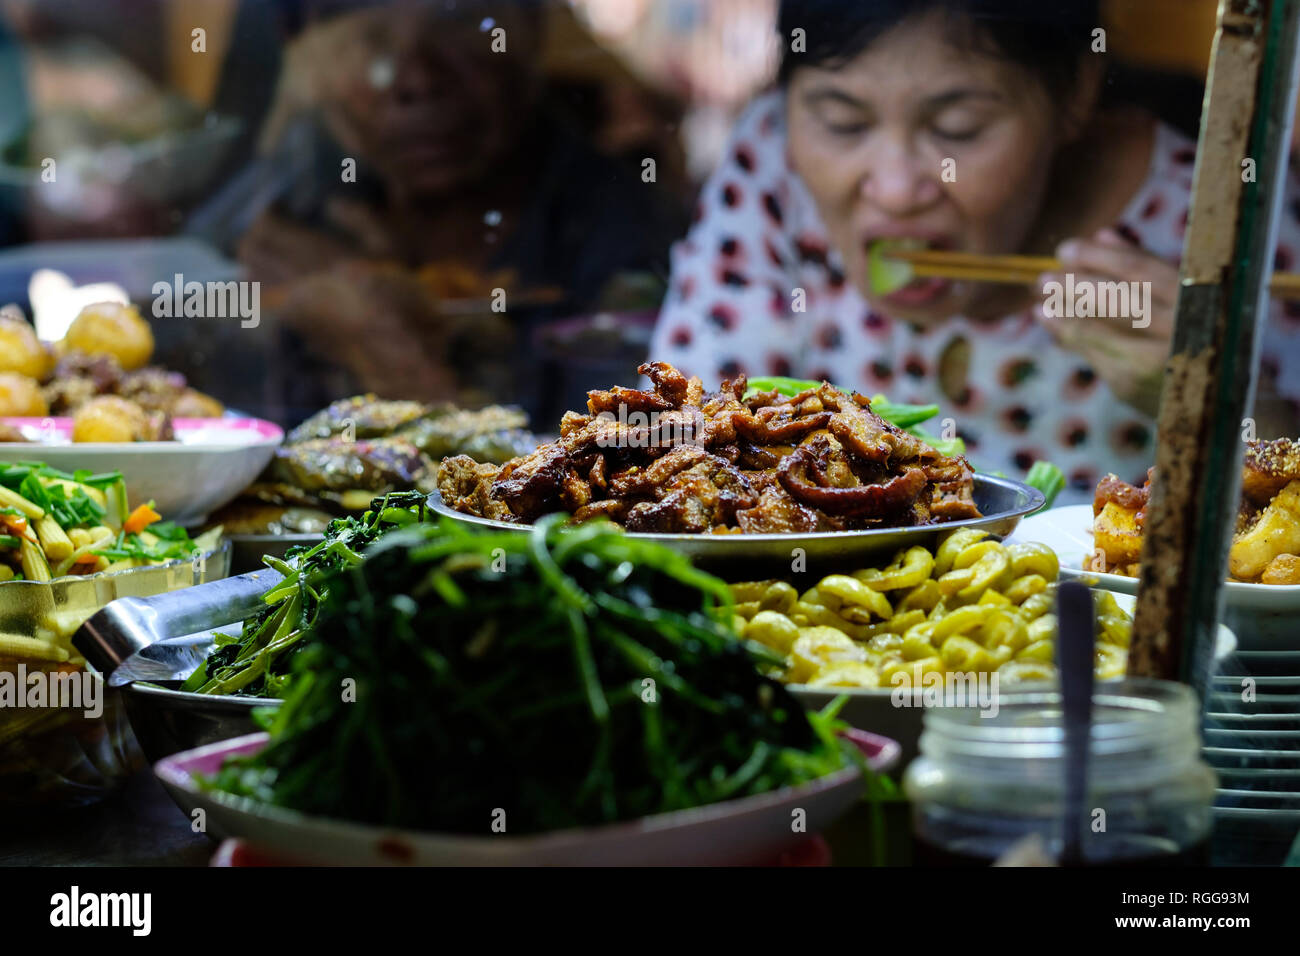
[0,417,282,526]
[156,729,900,866]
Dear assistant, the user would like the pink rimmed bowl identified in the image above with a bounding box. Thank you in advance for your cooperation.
[155,728,899,866]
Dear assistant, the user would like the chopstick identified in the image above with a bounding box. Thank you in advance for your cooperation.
[433,286,566,317]
[887,248,1300,298]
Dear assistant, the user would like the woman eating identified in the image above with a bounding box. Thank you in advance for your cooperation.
[649,0,1300,503]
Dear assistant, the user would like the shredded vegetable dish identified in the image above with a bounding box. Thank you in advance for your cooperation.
[0,461,218,581]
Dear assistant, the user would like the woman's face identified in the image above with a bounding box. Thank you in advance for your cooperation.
[313,4,539,200]
[786,12,1077,324]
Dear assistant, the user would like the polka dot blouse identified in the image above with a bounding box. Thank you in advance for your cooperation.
[648,91,1300,505]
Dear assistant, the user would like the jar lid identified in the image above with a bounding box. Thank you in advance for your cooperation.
[918,677,1201,763]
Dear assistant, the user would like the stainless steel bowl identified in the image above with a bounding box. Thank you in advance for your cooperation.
[226,534,323,575]
[122,683,280,764]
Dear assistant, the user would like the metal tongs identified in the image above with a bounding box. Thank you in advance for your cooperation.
[73,569,283,686]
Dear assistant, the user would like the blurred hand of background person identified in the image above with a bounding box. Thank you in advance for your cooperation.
[237,196,397,286]
[268,261,460,403]
[1035,228,1182,418]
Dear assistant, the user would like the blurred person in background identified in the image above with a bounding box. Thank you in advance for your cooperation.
[194,0,684,412]
[648,0,1300,504]
[0,0,279,241]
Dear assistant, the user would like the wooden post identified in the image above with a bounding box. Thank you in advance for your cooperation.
[1130,0,1300,689]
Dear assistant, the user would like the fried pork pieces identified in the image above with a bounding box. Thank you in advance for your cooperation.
[1089,438,1300,583]
[438,362,980,533]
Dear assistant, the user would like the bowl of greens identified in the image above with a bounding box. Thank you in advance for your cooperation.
[156,517,899,864]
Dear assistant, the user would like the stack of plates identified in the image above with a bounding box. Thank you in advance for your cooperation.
[1203,651,1300,866]
[1013,504,1300,865]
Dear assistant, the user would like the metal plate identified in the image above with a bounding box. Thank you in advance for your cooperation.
[429,474,1044,574]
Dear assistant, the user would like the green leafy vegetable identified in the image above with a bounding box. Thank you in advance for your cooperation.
[743,376,824,397]
[2,462,113,528]
[867,396,941,429]
[180,491,432,697]
[743,376,961,454]
[205,516,862,833]
[905,424,965,457]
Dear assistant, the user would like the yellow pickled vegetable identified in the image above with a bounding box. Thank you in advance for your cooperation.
[787,627,868,683]
[744,611,801,654]
[727,530,1134,690]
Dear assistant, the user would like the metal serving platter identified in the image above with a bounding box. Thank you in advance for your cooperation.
[430,474,1044,574]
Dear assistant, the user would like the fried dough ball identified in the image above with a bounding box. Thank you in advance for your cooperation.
[0,372,49,417]
[62,302,154,371]
[71,395,160,443]
[0,312,53,380]
[169,388,224,418]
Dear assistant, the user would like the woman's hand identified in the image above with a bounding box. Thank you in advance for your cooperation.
[270,266,458,403]
[1034,228,1180,418]
[237,198,397,287]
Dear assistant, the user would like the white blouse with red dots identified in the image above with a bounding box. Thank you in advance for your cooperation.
[648,91,1300,505]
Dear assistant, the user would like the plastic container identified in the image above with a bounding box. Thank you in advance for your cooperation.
[0,543,230,806]
[904,678,1217,865]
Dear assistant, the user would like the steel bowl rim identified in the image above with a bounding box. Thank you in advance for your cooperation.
[123,680,281,712]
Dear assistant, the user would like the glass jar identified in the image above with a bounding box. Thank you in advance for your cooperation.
[903,678,1217,866]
